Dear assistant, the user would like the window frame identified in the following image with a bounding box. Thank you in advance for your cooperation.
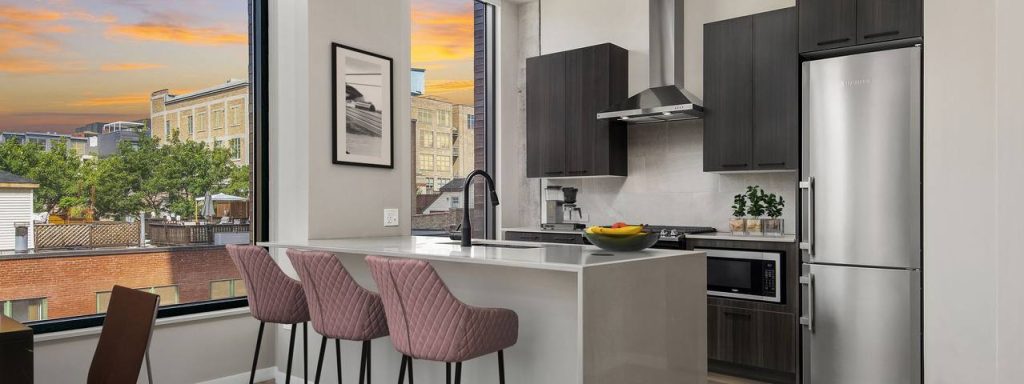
[27,0,269,334]
[2,297,48,322]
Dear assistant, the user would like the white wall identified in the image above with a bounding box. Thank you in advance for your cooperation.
[522,0,797,232]
[33,312,274,383]
[923,0,1001,382]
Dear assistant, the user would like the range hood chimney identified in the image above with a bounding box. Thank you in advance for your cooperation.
[597,0,704,124]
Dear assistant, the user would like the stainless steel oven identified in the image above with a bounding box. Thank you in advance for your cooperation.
[698,248,782,303]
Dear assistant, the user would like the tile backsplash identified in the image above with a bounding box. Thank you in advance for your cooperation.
[540,119,798,233]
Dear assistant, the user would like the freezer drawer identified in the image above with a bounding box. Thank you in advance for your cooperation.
[801,263,921,384]
[801,46,921,269]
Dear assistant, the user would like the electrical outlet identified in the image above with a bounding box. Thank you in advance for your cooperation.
[383,209,400,227]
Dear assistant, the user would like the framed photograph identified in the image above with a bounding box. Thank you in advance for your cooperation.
[332,43,394,168]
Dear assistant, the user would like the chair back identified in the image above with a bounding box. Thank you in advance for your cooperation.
[227,244,309,323]
[288,249,387,340]
[87,285,159,384]
[365,256,467,358]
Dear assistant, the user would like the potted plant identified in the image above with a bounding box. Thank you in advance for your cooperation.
[745,186,765,235]
[763,193,785,237]
[730,194,747,235]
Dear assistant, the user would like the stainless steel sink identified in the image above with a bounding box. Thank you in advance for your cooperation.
[440,241,541,249]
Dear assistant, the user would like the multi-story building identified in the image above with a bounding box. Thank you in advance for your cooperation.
[150,79,250,165]
[412,95,475,194]
[84,121,148,158]
[0,132,91,158]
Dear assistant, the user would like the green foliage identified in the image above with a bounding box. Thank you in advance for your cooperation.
[746,185,767,218]
[764,193,785,218]
[0,132,247,220]
[731,193,747,218]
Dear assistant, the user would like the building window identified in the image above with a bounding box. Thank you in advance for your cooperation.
[2,298,47,323]
[450,196,460,208]
[96,286,179,313]
[230,138,242,160]
[0,0,258,332]
[435,156,451,173]
[198,112,208,132]
[411,0,495,237]
[418,154,434,171]
[230,106,242,126]
[210,279,247,299]
[426,178,435,191]
[213,109,225,129]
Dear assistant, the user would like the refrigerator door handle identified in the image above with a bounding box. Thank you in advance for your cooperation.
[799,177,815,255]
[800,273,815,332]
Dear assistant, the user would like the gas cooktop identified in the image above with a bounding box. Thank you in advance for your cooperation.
[644,225,718,242]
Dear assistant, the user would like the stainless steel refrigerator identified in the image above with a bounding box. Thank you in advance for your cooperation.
[800,46,922,383]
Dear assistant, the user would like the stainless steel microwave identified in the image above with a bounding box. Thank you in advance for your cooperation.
[698,248,782,303]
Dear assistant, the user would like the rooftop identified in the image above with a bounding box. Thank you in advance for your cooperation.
[439,178,465,192]
[0,170,38,188]
[159,79,249,105]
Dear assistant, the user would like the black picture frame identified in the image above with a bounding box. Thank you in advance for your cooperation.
[331,42,395,169]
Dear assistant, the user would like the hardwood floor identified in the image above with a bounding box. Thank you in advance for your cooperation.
[708,372,771,384]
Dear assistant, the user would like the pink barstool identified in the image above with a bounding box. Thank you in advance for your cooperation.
[288,249,390,384]
[227,244,311,384]
[365,255,518,384]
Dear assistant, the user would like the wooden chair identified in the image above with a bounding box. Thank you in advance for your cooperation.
[87,285,159,384]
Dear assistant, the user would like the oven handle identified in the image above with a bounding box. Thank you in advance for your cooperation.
[800,273,815,332]
[799,177,815,256]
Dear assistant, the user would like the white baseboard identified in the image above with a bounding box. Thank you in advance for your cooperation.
[274,371,311,384]
[195,367,275,384]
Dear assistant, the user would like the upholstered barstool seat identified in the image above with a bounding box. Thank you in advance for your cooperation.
[366,255,518,384]
[288,249,389,384]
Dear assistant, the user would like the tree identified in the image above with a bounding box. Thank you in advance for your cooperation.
[0,139,84,214]
[91,136,167,219]
[158,133,234,218]
[221,164,250,197]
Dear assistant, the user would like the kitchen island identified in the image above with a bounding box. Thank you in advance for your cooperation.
[260,236,706,384]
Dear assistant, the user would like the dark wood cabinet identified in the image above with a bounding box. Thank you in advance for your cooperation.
[504,231,586,245]
[526,43,628,178]
[799,0,921,53]
[704,8,798,172]
[0,315,33,384]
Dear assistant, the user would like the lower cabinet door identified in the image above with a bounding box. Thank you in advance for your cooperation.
[716,306,761,367]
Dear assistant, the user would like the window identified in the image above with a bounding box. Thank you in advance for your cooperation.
[0,0,261,333]
[96,286,179,313]
[210,279,247,299]
[468,115,476,130]
[198,112,208,132]
[213,109,225,129]
[450,196,460,208]
[418,154,435,171]
[230,106,242,126]
[230,138,242,160]
[411,0,495,236]
[2,298,47,323]
[436,156,451,173]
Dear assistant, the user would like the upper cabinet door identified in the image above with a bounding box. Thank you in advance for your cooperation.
[526,53,566,178]
[798,0,857,53]
[704,16,754,172]
[753,8,799,170]
[857,0,922,44]
[564,46,601,177]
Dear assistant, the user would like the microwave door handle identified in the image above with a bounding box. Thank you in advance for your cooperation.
[800,273,815,332]
[799,177,815,256]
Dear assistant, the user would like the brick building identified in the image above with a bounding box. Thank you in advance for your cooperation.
[412,95,475,194]
[0,247,242,321]
[150,80,250,165]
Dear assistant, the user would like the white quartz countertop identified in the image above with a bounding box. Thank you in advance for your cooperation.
[259,236,704,272]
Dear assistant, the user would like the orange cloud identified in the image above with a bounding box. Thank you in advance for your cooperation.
[71,94,148,107]
[0,6,62,22]
[100,62,165,71]
[0,57,59,73]
[411,7,474,63]
[108,23,246,45]
[426,79,474,93]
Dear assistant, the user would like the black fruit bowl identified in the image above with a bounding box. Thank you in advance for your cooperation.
[583,231,660,252]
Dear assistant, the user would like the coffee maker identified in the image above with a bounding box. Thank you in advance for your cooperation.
[542,186,586,231]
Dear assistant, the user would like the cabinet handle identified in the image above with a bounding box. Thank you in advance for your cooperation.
[721,163,749,168]
[757,162,786,167]
[800,274,815,332]
[863,30,899,40]
[544,171,563,176]
[567,170,589,175]
[816,37,851,46]
[799,177,815,255]
[723,310,753,319]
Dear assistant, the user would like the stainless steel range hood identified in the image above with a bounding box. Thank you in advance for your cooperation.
[597,0,703,124]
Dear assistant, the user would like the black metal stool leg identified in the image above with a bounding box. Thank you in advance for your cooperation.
[407,356,413,384]
[315,336,327,384]
[454,362,462,384]
[286,324,297,384]
[359,341,367,384]
[335,339,342,384]
[248,322,265,384]
[304,323,309,382]
[397,356,408,384]
[446,363,451,384]
[498,350,506,384]
[366,341,372,384]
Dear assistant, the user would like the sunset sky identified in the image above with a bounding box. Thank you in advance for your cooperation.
[0,0,474,133]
